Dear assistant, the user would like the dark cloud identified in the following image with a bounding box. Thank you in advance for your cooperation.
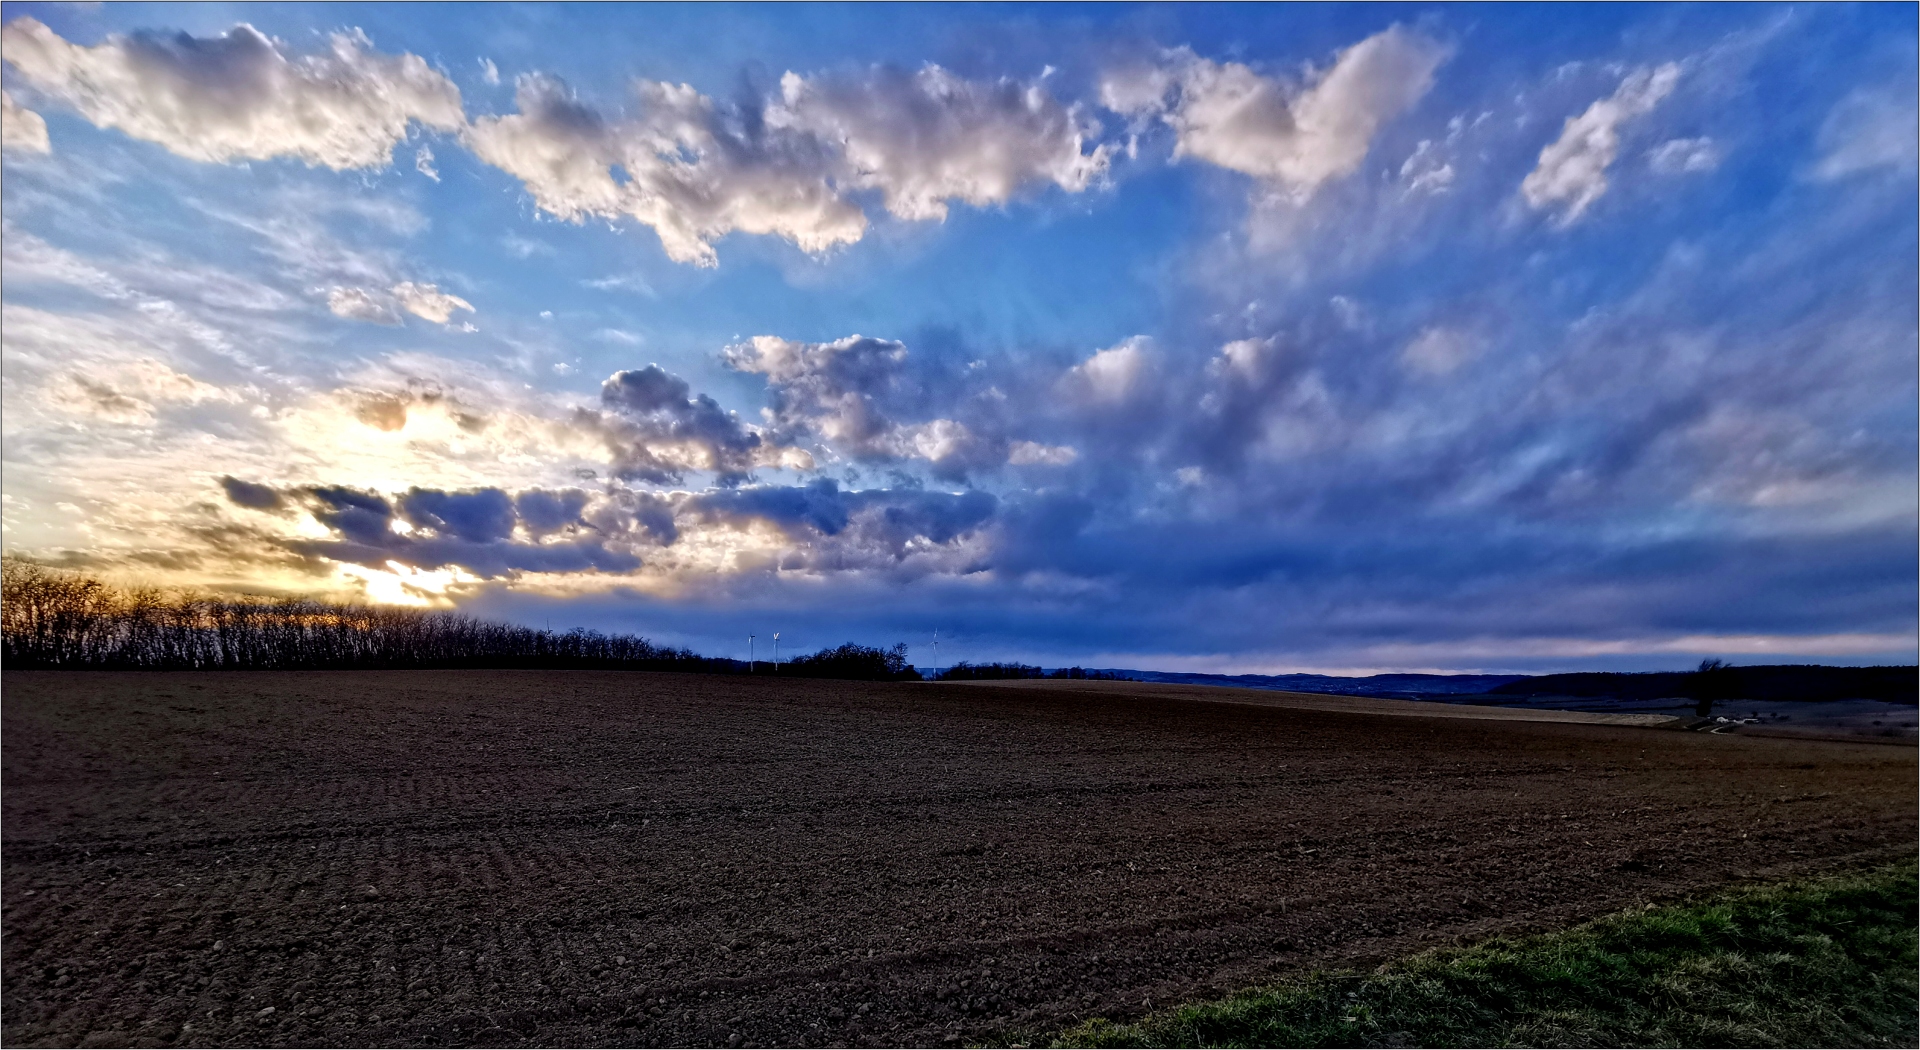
[514,488,590,536]
[219,475,283,511]
[684,479,854,537]
[845,487,997,551]
[398,487,516,543]
[272,484,643,578]
[586,365,763,485]
[303,486,395,547]
[293,534,641,577]
[585,489,679,546]
[681,480,998,568]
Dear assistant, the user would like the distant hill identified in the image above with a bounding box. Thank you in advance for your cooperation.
[1044,664,1916,705]
[1489,665,1917,704]
[1065,670,1528,698]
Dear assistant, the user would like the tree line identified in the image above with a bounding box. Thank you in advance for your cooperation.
[1489,660,1917,710]
[934,661,1131,681]
[0,560,916,678]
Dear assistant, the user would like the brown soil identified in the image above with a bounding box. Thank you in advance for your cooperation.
[3,671,1913,1049]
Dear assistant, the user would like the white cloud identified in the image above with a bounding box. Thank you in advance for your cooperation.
[1008,440,1078,466]
[1522,63,1680,223]
[770,64,1113,222]
[1103,26,1449,197]
[721,333,1016,473]
[469,64,1117,267]
[328,286,401,324]
[1,88,50,153]
[479,57,500,86]
[1646,136,1719,175]
[503,234,554,259]
[328,282,473,324]
[1810,87,1918,182]
[583,273,657,297]
[0,18,462,169]
[391,282,474,323]
[1062,336,1152,404]
[415,144,440,180]
[1400,326,1481,376]
[464,73,867,267]
[722,334,907,455]
[1398,138,1454,194]
[47,358,237,424]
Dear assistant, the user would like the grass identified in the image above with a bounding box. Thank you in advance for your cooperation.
[1047,861,1918,1048]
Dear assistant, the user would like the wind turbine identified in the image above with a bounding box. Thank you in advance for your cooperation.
[773,632,780,671]
[748,634,755,673]
[933,628,939,674]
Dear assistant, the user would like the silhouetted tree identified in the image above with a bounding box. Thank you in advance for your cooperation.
[1686,658,1743,717]
[0,558,736,673]
[936,661,1045,680]
[781,642,921,681]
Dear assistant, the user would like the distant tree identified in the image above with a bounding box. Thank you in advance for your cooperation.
[0,557,738,674]
[936,661,1044,681]
[1048,666,1132,681]
[1686,658,1743,717]
[781,642,922,681]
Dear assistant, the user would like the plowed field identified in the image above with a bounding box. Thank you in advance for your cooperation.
[3,671,1912,1048]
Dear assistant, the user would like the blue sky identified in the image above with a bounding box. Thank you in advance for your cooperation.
[2,3,1914,673]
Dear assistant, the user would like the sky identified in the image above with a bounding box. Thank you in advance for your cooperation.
[1,3,1915,674]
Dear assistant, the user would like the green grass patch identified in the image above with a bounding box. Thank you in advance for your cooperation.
[1049,861,1918,1048]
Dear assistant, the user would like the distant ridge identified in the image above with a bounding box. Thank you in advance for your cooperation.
[1049,666,1917,704]
[1057,670,1527,698]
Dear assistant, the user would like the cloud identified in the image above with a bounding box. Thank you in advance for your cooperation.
[1061,336,1152,404]
[722,333,911,457]
[415,144,439,180]
[591,364,766,484]
[219,476,284,511]
[1008,440,1078,466]
[392,281,474,323]
[1646,136,1720,175]
[770,64,1112,221]
[513,488,589,536]
[682,479,997,569]
[0,18,462,169]
[302,485,397,546]
[1,88,50,153]
[468,63,1117,266]
[1103,26,1448,196]
[328,286,401,324]
[272,483,644,577]
[328,283,474,324]
[1810,87,1918,181]
[397,486,516,542]
[1399,326,1481,376]
[1397,138,1454,194]
[721,334,1008,475]
[254,476,998,582]
[44,357,237,425]
[1522,63,1681,223]
[464,73,866,267]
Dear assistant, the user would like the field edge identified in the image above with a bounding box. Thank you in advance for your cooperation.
[1028,858,1920,1050]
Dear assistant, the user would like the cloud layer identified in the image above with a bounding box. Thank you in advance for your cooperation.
[2,7,1912,671]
